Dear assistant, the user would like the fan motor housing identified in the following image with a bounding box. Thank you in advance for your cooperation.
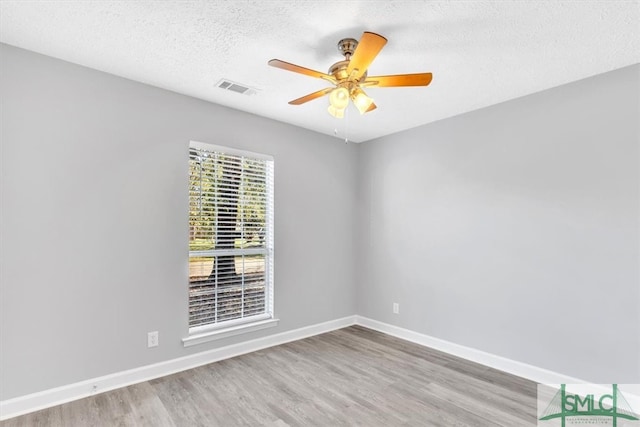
[328,60,349,81]
[329,60,367,83]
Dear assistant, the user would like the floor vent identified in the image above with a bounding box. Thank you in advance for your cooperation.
[216,79,258,96]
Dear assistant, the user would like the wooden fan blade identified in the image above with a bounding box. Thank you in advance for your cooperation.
[268,59,336,83]
[362,73,433,87]
[288,87,334,105]
[366,102,377,113]
[347,32,387,80]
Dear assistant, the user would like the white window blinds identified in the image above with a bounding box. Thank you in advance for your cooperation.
[188,142,274,331]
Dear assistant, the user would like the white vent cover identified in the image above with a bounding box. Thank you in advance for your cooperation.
[216,79,258,96]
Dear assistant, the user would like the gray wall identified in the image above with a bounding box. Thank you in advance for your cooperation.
[2,41,638,402]
[357,64,640,383]
[0,43,358,400]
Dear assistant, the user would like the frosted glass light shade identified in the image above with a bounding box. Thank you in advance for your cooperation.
[329,87,349,109]
[327,105,345,118]
[352,89,374,114]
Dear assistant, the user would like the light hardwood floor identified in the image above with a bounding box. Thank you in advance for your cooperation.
[1,326,538,426]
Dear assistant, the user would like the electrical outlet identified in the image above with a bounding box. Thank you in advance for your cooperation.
[147,331,159,348]
[393,303,399,314]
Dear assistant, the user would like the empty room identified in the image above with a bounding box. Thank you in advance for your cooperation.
[1,1,639,426]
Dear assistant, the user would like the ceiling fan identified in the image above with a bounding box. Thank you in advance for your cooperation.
[268,31,433,118]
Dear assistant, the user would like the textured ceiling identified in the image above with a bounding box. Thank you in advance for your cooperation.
[1,1,638,142]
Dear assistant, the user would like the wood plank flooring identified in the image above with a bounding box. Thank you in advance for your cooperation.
[1,326,538,426]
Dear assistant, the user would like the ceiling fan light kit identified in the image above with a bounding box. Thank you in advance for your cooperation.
[329,86,349,107]
[327,104,345,118]
[268,31,433,119]
[351,87,374,114]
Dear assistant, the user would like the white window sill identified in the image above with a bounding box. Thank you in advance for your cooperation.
[182,318,279,347]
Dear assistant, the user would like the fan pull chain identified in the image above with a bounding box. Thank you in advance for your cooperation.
[344,106,349,144]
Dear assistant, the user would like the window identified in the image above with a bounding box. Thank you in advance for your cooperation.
[186,141,274,340]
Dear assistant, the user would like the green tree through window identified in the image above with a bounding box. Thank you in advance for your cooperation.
[188,142,274,330]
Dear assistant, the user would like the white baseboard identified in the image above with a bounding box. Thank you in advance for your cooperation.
[355,315,585,385]
[2,314,594,421]
[0,315,357,421]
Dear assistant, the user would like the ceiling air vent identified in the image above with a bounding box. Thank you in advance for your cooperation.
[216,79,258,96]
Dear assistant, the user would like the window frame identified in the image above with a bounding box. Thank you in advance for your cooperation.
[183,141,276,346]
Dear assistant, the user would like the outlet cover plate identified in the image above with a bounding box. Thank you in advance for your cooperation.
[147,331,159,348]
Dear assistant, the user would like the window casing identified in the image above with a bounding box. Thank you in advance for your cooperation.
[188,141,274,335]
